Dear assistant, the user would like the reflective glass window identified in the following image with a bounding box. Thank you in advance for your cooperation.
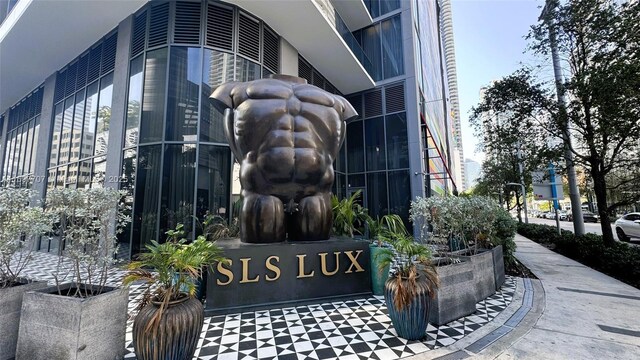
[70,90,85,163]
[14,124,24,176]
[201,50,234,143]
[29,119,39,174]
[77,160,92,189]
[196,145,231,227]
[236,57,261,82]
[95,73,113,156]
[82,82,99,159]
[381,16,403,79]
[140,48,168,143]
[160,144,196,240]
[125,56,144,148]
[166,47,201,142]
[132,145,162,254]
[91,156,106,188]
[348,173,365,188]
[386,112,408,169]
[365,116,386,171]
[347,121,364,173]
[361,24,382,81]
[65,162,78,188]
[59,98,74,165]
[388,169,410,225]
[367,172,388,218]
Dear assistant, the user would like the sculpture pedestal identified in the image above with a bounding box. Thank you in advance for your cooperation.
[205,238,371,314]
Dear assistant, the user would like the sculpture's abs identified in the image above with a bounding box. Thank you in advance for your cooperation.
[210,75,357,243]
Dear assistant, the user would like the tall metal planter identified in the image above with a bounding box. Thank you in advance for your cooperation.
[133,296,204,360]
[384,277,432,340]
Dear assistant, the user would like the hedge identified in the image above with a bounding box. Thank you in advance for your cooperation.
[517,223,640,289]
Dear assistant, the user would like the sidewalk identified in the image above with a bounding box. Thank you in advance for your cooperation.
[493,234,640,359]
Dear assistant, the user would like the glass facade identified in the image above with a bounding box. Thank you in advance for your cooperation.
[125,1,280,252]
[47,32,118,191]
[353,14,404,81]
[414,0,455,195]
[0,0,458,255]
[344,82,411,224]
[1,87,43,188]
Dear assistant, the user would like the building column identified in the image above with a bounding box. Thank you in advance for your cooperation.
[280,38,298,77]
[104,15,133,190]
[0,108,10,183]
[31,74,57,199]
[400,3,425,202]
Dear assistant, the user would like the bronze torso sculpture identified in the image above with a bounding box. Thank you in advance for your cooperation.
[210,75,357,243]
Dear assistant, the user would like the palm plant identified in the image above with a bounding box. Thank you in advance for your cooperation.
[331,190,369,238]
[123,228,228,330]
[376,233,439,311]
[367,214,408,246]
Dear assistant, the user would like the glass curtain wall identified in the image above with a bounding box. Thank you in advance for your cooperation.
[344,82,410,225]
[125,1,280,254]
[47,33,117,192]
[414,0,452,195]
[353,14,404,81]
[1,87,43,188]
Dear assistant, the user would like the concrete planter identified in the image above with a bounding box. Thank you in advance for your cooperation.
[0,280,48,360]
[16,283,128,360]
[460,250,496,303]
[489,245,506,291]
[429,258,477,326]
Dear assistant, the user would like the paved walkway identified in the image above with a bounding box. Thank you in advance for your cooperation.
[494,234,640,359]
[413,234,640,359]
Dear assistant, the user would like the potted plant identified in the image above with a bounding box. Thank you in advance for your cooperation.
[367,214,408,296]
[0,188,53,360]
[16,188,131,360]
[377,233,439,340]
[331,190,369,238]
[123,227,228,360]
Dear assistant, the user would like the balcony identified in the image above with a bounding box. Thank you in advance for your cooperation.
[228,0,375,94]
[330,0,373,30]
[0,0,147,111]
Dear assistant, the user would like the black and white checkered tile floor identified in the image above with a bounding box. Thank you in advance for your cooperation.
[21,251,517,360]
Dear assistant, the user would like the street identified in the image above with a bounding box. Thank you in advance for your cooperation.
[527,217,640,245]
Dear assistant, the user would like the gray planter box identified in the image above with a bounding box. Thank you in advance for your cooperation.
[490,245,505,291]
[429,258,477,326]
[16,283,128,360]
[0,280,47,360]
[461,250,496,303]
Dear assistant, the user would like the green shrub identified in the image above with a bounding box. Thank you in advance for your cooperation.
[516,222,571,244]
[491,208,517,266]
[517,223,640,289]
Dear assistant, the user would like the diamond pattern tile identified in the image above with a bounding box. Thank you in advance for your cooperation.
[19,251,517,360]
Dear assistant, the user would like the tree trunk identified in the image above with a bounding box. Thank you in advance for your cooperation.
[515,193,522,223]
[592,170,615,246]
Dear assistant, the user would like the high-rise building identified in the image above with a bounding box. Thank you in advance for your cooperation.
[464,158,481,190]
[0,0,462,257]
[440,0,465,192]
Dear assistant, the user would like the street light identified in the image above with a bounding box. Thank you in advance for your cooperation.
[506,182,529,224]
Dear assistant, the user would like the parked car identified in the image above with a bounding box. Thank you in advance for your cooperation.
[557,211,568,221]
[615,212,640,241]
[565,211,598,223]
[544,212,555,219]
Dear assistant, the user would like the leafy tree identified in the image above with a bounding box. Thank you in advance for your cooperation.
[527,0,640,245]
[469,69,561,222]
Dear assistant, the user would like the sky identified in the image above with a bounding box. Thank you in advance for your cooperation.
[450,0,544,163]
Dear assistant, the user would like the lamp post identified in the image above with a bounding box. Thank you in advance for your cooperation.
[506,182,529,223]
